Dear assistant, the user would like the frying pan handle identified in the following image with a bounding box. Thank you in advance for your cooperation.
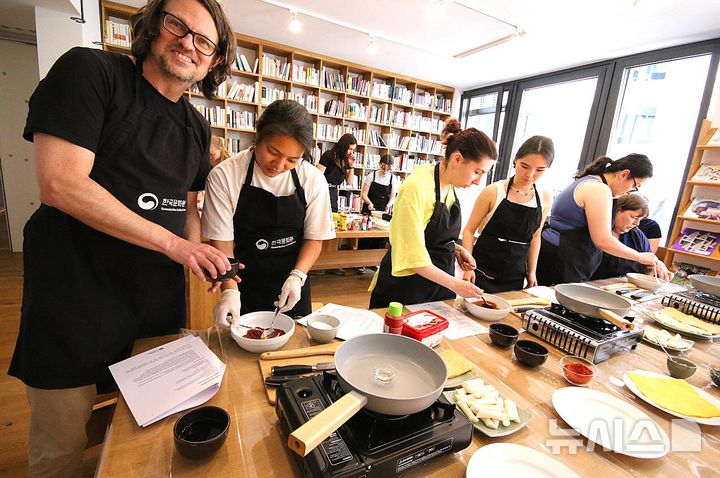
[260,342,340,360]
[598,308,635,330]
[288,390,368,456]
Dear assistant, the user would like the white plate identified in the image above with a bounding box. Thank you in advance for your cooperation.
[465,443,580,478]
[552,387,669,458]
[623,370,720,425]
[443,391,532,437]
[641,328,694,352]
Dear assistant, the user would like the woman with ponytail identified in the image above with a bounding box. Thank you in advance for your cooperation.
[536,153,671,284]
[368,119,497,308]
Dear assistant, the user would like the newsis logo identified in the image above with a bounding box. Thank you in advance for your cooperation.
[255,239,269,251]
[137,193,159,211]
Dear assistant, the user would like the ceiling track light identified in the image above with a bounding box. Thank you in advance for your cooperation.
[367,34,379,54]
[453,28,524,59]
[288,10,302,33]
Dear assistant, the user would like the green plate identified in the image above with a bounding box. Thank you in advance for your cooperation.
[443,390,533,437]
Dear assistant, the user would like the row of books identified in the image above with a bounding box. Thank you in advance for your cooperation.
[315,125,368,144]
[193,105,255,130]
[320,99,344,117]
[222,80,257,103]
[322,70,346,91]
[235,53,259,74]
[346,76,371,96]
[337,193,363,212]
[227,110,255,130]
[392,85,414,105]
[345,103,368,121]
[382,133,442,154]
[104,20,131,48]
[262,56,290,80]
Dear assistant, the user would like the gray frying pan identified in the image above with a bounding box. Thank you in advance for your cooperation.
[287,333,447,456]
[554,283,635,330]
[689,274,720,297]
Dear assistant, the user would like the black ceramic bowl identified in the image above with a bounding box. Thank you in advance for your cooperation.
[210,258,240,281]
[489,323,519,348]
[514,340,549,368]
[174,406,230,459]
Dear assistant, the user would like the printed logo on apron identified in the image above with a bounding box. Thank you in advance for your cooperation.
[160,197,187,212]
[138,193,159,210]
[271,236,297,249]
[255,239,269,250]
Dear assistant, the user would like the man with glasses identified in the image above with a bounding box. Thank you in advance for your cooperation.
[8,1,236,476]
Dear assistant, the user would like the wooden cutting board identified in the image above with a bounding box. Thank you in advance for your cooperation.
[257,342,341,405]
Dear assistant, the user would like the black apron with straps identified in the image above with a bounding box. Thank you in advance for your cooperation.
[323,153,346,213]
[10,59,205,390]
[361,170,393,214]
[472,177,542,293]
[537,175,607,285]
[369,164,461,309]
[232,156,311,317]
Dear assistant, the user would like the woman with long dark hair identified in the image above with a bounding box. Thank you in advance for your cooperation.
[317,133,358,212]
[369,119,497,308]
[202,100,335,324]
[537,154,670,284]
[462,135,555,292]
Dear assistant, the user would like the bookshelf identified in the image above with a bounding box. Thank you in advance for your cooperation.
[100,1,455,212]
[664,119,720,270]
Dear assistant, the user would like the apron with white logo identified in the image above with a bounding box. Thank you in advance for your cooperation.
[232,156,311,316]
[9,60,205,390]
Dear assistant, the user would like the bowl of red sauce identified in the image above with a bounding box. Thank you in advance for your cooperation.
[560,355,597,386]
[230,311,295,353]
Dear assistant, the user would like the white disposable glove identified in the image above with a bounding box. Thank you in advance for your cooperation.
[213,289,240,328]
[275,269,307,313]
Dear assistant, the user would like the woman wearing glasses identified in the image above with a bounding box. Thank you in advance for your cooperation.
[537,153,670,285]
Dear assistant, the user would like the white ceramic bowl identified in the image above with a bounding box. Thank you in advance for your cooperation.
[230,311,295,353]
[463,294,512,321]
[626,272,666,292]
[306,314,341,343]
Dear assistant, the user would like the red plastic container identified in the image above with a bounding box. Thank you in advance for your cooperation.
[401,310,449,348]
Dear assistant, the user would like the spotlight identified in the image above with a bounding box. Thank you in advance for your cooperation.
[288,10,302,33]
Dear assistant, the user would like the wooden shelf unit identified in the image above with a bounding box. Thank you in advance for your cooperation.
[664,119,720,269]
[100,1,454,213]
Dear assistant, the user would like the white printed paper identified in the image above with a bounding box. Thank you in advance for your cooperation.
[109,335,226,427]
[299,303,384,340]
[523,285,558,302]
[405,301,488,339]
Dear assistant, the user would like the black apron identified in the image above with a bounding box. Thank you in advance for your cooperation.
[537,175,607,285]
[10,61,204,390]
[323,154,345,213]
[232,155,311,317]
[361,171,393,214]
[472,177,542,292]
[369,164,461,309]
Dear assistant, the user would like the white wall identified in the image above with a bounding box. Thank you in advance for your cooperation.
[0,39,40,251]
[0,1,101,252]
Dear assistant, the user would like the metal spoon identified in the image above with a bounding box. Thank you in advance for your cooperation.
[475,268,496,280]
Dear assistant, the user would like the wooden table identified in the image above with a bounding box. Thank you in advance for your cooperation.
[97,282,720,477]
[311,229,388,270]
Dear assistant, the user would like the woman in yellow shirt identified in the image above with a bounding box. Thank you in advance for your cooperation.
[369,119,497,308]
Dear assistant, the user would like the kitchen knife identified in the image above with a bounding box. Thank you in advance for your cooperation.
[271,362,335,376]
[264,374,318,386]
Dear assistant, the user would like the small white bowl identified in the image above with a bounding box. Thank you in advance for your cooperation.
[230,311,294,353]
[306,314,340,343]
[626,272,666,292]
[463,294,512,321]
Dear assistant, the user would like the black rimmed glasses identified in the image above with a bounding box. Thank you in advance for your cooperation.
[629,176,639,193]
[161,11,218,57]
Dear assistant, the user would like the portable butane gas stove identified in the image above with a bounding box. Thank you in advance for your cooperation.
[523,303,643,363]
[275,372,473,478]
[662,289,720,325]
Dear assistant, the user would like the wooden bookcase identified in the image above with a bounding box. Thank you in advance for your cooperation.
[664,119,720,269]
[100,1,455,213]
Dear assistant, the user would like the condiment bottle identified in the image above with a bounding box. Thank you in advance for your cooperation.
[384,301,404,334]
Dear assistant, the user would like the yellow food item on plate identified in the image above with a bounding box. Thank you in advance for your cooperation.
[439,349,474,379]
[654,307,720,336]
[627,372,720,418]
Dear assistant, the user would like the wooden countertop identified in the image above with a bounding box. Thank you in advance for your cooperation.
[96,283,720,477]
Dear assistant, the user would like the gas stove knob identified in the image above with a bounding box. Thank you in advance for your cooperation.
[531,322,539,332]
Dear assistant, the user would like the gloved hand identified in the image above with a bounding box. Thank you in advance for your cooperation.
[213,289,240,328]
[275,269,307,313]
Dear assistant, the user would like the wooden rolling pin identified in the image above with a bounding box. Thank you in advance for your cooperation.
[260,341,341,360]
[507,297,553,307]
